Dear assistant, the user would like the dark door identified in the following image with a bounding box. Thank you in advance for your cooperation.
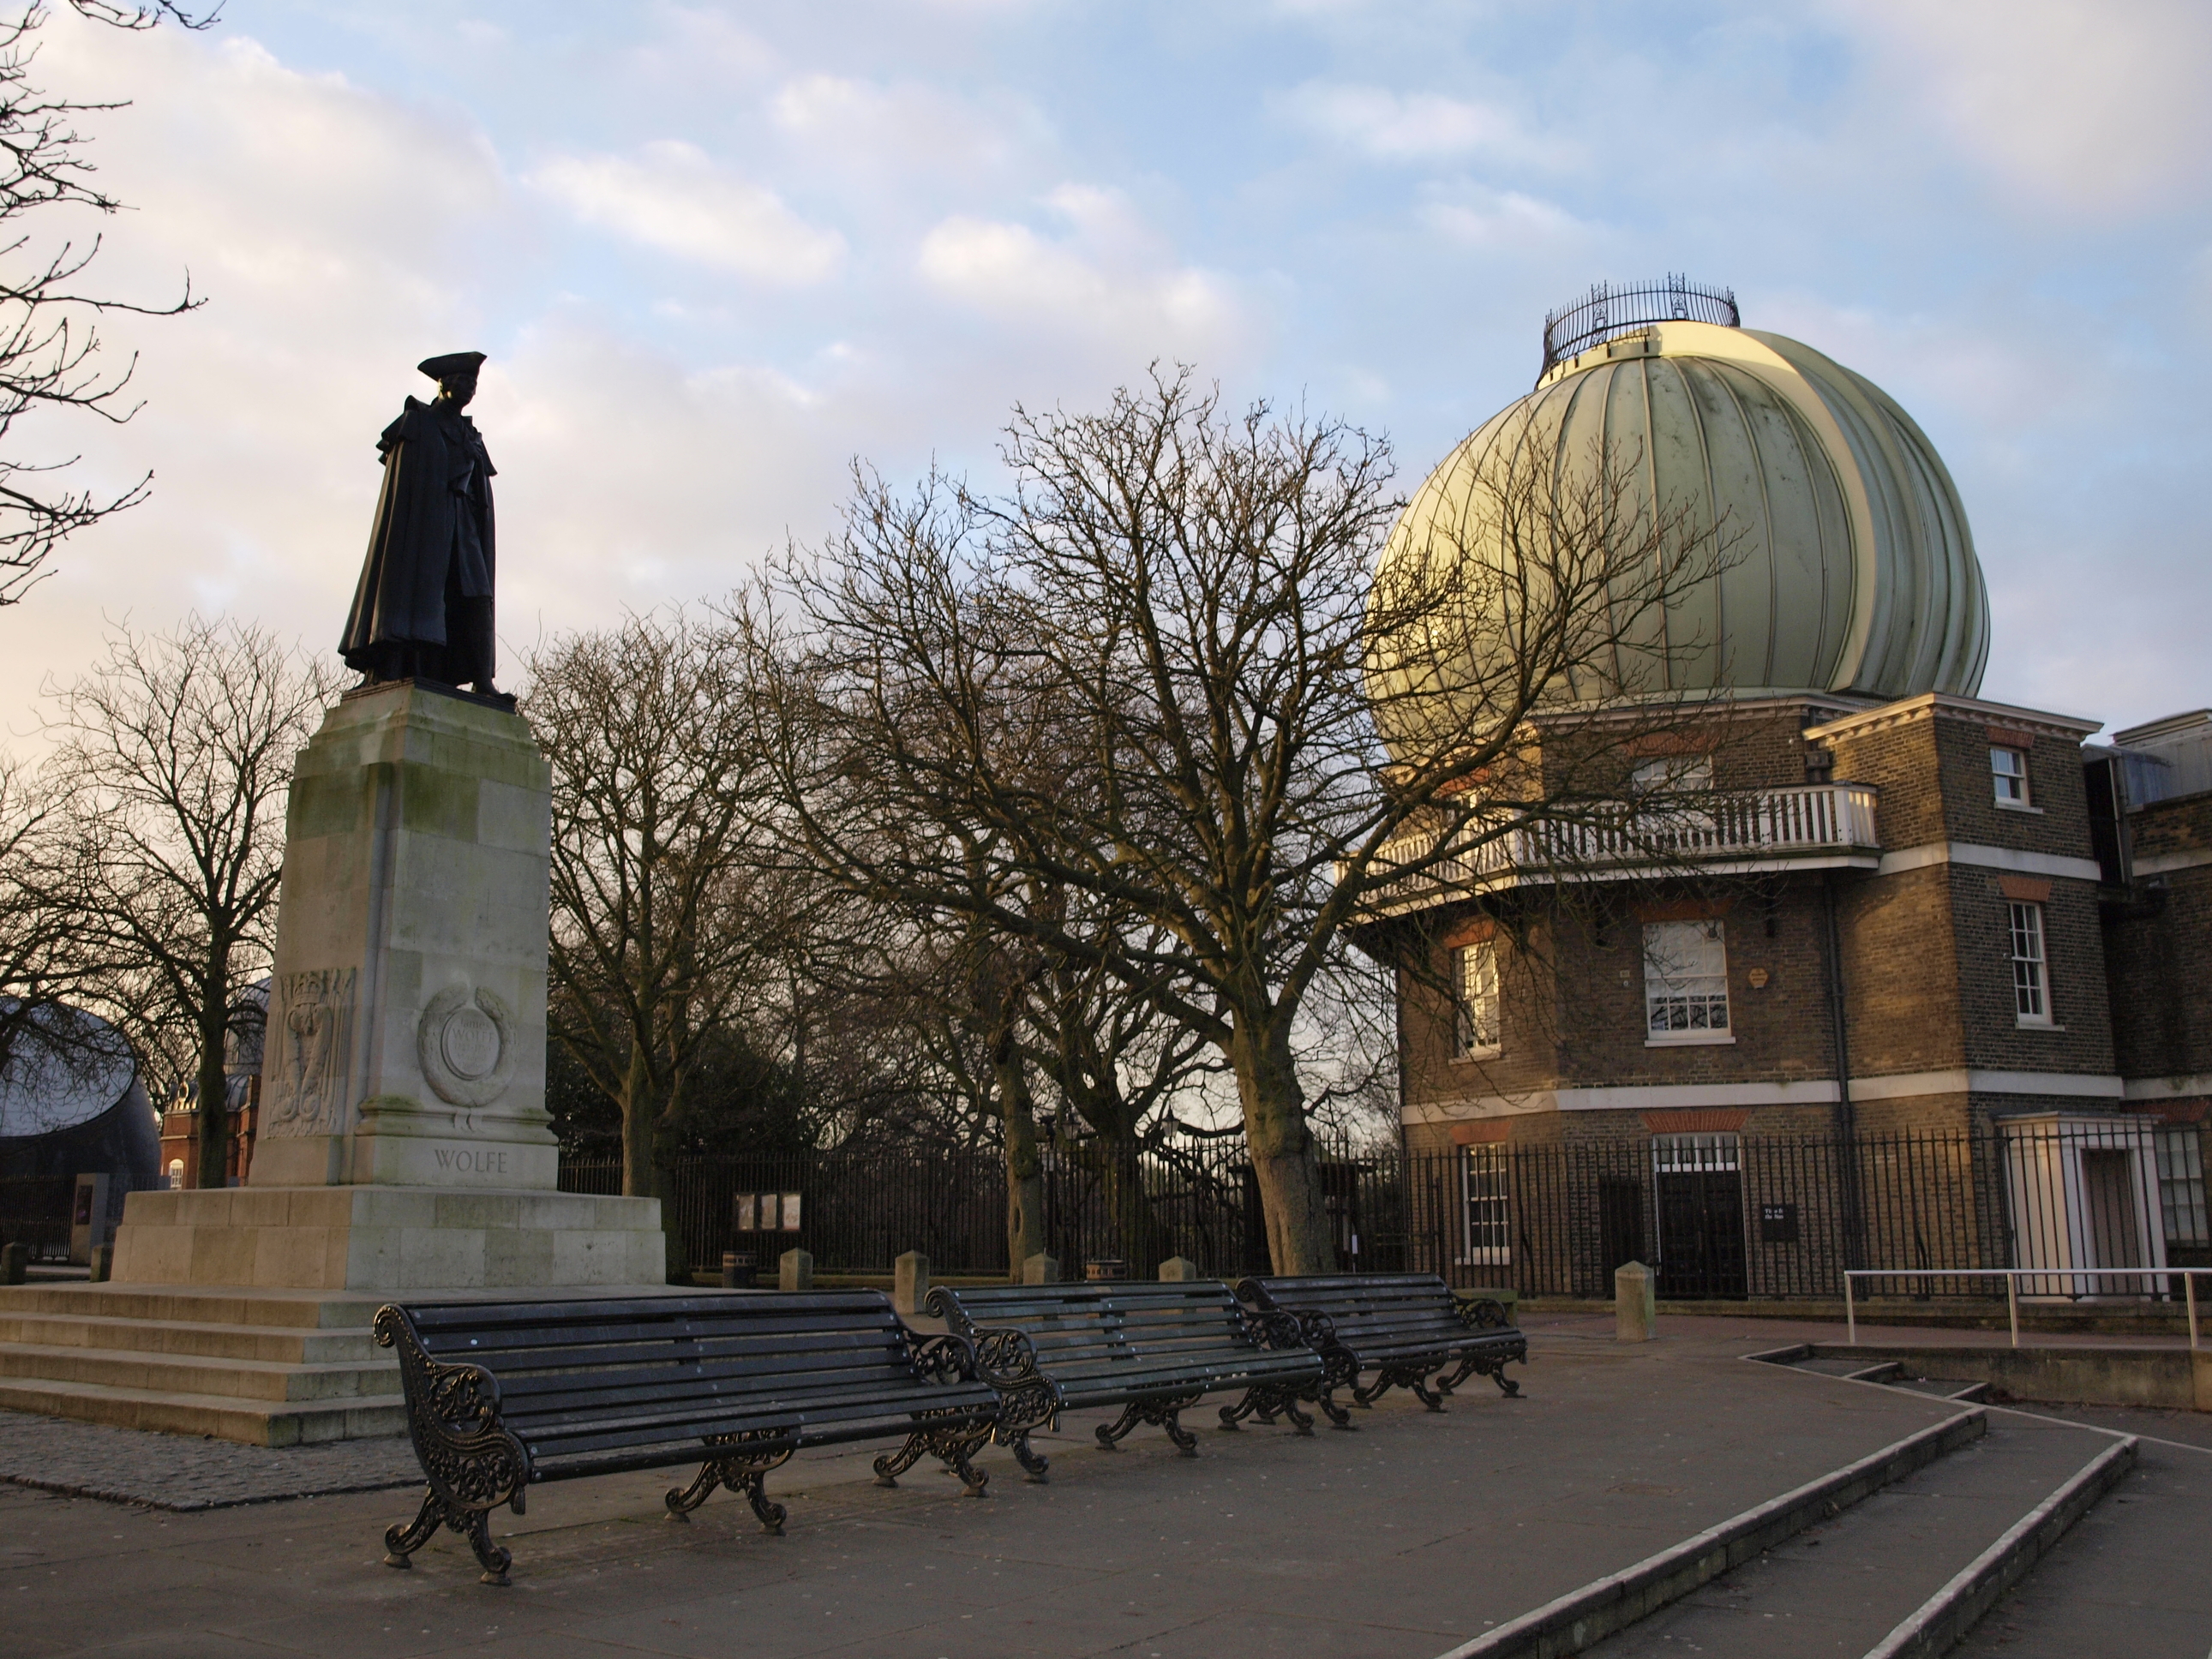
[1656,1170,1747,1298]
[1598,1177,1645,1285]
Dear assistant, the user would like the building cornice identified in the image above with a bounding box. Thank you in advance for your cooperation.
[1876,841,2104,883]
[1805,692,2102,746]
[1406,1067,2128,1121]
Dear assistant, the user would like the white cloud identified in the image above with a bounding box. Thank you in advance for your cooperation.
[528,141,846,283]
[1827,0,2212,210]
[1285,81,1536,164]
[917,185,1244,358]
[1419,185,1589,249]
[769,74,1034,177]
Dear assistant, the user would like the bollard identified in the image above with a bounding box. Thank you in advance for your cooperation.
[88,1243,113,1284]
[0,1242,27,1285]
[1158,1256,1201,1282]
[1615,1261,1656,1343]
[894,1250,931,1315]
[1021,1253,1060,1285]
[779,1248,813,1292]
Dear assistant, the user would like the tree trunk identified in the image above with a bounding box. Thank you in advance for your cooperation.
[995,1046,1047,1281]
[619,1043,692,1283]
[193,961,230,1189]
[1232,1014,1336,1274]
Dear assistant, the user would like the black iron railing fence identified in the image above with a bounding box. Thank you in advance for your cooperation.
[0,1174,75,1260]
[562,1121,2208,1301]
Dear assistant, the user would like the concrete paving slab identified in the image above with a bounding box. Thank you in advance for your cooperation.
[1,1317,2186,1659]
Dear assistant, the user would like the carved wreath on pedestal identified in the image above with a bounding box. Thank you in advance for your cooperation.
[417,984,517,1106]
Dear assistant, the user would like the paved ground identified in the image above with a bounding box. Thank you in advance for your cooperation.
[2,1313,2203,1658]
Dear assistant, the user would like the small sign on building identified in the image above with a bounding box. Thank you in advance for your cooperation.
[1758,1201,1799,1243]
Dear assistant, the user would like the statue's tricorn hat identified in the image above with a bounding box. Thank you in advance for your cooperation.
[417,350,487,380]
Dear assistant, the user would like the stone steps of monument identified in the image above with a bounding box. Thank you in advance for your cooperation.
[0,1373,406,1446]
[0,1310,382,1365]
[0,1282,387,1330]
[0,1339,399,1404]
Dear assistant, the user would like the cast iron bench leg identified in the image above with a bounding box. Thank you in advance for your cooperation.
[384,1486,513,1587]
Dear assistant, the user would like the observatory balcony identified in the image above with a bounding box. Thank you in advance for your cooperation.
[1356,782,1880,913]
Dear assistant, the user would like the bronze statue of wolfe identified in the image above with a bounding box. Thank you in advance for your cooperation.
[340,350,502,697]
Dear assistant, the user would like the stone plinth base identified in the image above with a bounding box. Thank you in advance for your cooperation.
[111,1185,666,1293]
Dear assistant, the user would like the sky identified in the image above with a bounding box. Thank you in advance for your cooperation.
[1,0,2207,748]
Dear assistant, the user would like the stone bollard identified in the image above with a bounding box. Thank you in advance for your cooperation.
[0,1242,27,1285]
[895,1250,931,1315]
[1021,1253,1059,1285]
[87,1243,113,1284]
[1157,1256,1201,1281]
[1615,1261,1656,1343]
[780,1248,813,1292]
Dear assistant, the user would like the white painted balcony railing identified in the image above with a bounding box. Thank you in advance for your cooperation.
[1361,782,1879,901]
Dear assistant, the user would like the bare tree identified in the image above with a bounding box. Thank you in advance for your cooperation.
[40,614,333,1185]
[0,2,217,604]
[758,368,1732,1273]
[529,609,801,1215]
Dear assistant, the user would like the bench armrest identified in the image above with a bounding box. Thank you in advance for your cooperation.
[373,1304,532,1514]
[967,1324,1045,1392]
[902,1330,983,1385]
[1237,1306,1316,1353]
[1456,1297,1513,1332]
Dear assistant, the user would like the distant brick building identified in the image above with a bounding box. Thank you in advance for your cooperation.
[1359,284,2208,1293]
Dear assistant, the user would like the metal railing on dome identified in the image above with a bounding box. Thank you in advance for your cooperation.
[1542,275,1739,374]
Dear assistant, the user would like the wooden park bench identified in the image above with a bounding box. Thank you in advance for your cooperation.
[926,1279,1322,1480]
[1236,1273,1527,1424]
[372,1291,1001,1584]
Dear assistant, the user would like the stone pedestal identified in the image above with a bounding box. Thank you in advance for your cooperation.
[111,682,664,1296]
[252,681,560,1191]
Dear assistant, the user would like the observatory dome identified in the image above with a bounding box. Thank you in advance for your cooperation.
[1372,284,1988,723]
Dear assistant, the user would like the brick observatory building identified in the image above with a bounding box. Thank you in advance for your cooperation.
[1358,281,2209,1300]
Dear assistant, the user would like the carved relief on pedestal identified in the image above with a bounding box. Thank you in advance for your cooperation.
[266,967,357,1137]
[417,984,517,1107]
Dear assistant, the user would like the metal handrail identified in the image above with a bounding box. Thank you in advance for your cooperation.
[1542,275,1739,373]
[1843,1266,2210,1351]
[1365,782,1880,899]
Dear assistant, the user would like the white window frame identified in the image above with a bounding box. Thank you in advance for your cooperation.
[1632,753,1714,795]
[1643,919,1734,1045]
[1452,940,1501,1060]
[1460,1144,1511,1266]
[1991,745,2030,807]
[2007,901,2051,1026]
[2156,1127,2209,1249]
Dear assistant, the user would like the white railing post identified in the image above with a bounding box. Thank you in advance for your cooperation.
[2191,1273,2201,1353]
[2007,1273,2020,1350]
[1846,1273,1855,1345]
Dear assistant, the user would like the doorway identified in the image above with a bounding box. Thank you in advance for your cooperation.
[2081,1147,2146,1295]
[1652,1133,1747,1298]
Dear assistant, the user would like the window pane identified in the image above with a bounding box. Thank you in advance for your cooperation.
[1644,920,1729,1035]
[1454,941,1501,1055]
[1991,746,2027,802]
[1461,1146,1510,1263]
[2009,902,2047,1021]
[2157,1129,2209,1247]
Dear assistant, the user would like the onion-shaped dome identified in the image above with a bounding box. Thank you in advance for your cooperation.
[1372,290,1988,728]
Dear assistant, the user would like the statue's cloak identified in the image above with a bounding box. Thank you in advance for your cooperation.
[339,397,496,680]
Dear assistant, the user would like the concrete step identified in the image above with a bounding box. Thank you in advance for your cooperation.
[0,1375,406,1446]
[0,1310,381,1365]
[0,1340,398,1404]
[1579,1417,2125,1657]
[0,1283,387,1329]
